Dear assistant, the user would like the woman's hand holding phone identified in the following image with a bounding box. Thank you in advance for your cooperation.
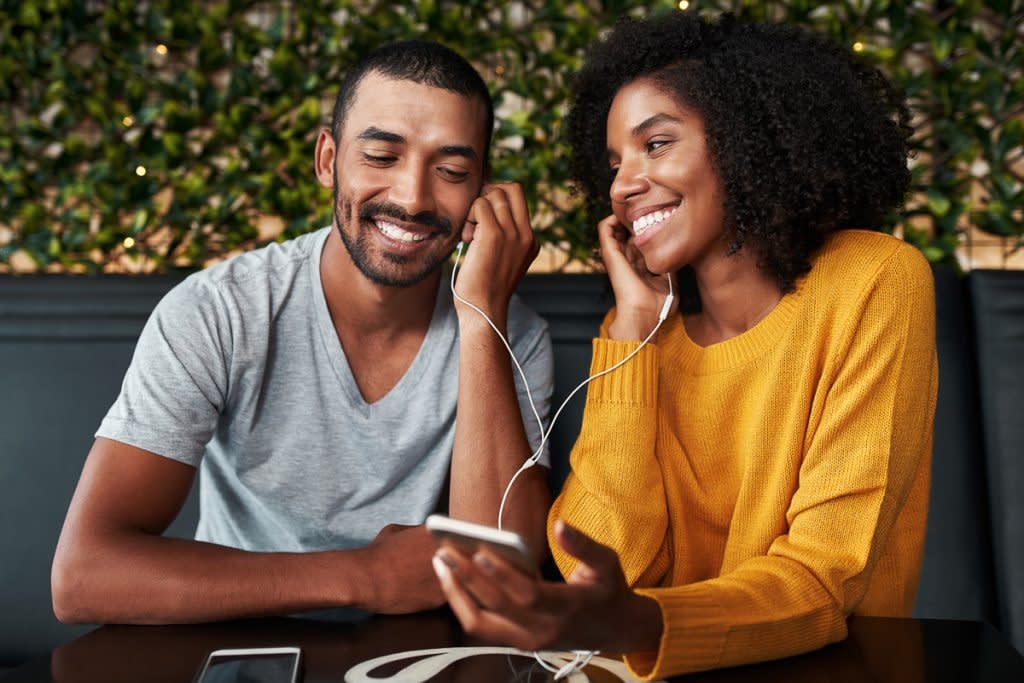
[432,519,664,655]
[597,214,678,341]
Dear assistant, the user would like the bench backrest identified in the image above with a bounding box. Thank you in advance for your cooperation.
[0,269,1012,665]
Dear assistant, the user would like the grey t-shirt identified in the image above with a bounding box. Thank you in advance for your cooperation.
[97,227,553,552]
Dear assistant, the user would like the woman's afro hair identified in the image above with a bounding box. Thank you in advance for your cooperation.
[566,12,912,292]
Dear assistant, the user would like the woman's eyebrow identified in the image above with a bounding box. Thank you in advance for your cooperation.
[631,113,681,137]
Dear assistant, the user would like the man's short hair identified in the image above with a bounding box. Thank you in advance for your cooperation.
[331,40,494,158]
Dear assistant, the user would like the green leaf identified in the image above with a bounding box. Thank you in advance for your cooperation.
[926,191,952,217]
[922,246,946,263]
[130,209,149,235]
[3,0,1020,273]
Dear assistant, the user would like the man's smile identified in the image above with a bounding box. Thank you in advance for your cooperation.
[373,219,433,243]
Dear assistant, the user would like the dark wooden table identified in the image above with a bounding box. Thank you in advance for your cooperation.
[3,611,1023,682]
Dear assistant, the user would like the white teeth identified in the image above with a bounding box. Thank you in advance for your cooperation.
[632,208,676,236]
[376,220,428,243]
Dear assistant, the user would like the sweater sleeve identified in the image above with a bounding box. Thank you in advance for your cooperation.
[548,310,671,587]
[625,247,938,679]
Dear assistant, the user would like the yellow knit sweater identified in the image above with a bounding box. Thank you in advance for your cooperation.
[548,230,938,679]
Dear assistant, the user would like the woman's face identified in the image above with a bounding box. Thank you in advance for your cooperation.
[606,77,727,275]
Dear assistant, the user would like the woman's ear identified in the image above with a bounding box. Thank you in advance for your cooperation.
[314,128,336,189]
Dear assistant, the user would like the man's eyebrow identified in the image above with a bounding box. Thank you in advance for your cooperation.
[355,127,478,162]
[356,126,405,144]
[631,113,682,138]
[438,145,478,162]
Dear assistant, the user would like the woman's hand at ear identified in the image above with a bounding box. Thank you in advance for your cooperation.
[432,519,664,655]
[596,215,678,341]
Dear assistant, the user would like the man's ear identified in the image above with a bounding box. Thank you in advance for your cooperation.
[314,128,336,189]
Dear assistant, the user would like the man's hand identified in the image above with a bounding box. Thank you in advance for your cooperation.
[360,524,446,614]
[454,183,539,328]
[447,180,549,565]
[597,214,677,341]
[52,438,448,624]
[432,519,663,654]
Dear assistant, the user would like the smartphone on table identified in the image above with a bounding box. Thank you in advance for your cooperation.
[194,646,302,683]
[426,514,536,575]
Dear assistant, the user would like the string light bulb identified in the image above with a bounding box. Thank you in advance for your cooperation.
[678,0,690,9]
[853,41,865,53]
[155,44,168,55]
[135,166,147,176]
[122,116,134,127]
[123,237,136,248]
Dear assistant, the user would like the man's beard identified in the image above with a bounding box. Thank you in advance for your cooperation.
[333,177,455,288]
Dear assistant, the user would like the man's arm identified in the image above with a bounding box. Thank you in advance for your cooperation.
[52,437,443,624]
[448,183,551,560]
[449,315,551,557]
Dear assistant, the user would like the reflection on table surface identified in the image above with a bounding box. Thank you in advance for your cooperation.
[4,611,1024,682]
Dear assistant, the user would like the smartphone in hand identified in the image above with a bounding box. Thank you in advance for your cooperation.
[194,646,301,683]
[426,514,536,575]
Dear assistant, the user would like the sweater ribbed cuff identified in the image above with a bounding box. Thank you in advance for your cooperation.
[586,339,659,406]
[625,587,729,679]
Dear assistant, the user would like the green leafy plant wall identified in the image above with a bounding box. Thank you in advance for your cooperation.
[1,0,1021,273]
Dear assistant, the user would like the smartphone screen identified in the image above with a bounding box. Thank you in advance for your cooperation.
[196,647,301,683]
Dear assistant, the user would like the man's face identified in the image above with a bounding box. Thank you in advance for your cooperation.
[328,72,489,287]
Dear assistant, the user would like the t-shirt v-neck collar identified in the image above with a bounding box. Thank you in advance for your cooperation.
[310,229,452,413]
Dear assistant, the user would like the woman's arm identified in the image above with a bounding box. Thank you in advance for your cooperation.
[548,334,672,588]
[625,246,938,678]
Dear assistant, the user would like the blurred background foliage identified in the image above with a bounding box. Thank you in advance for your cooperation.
[1,0,1021,273]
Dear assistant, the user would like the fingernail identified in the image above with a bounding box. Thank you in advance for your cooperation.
[437,550,457,570]
[432,555,450,579]
[474,553,495,575]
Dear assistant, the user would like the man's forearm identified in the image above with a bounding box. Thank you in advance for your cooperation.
[449,316,550,557]
[52,527,440,624]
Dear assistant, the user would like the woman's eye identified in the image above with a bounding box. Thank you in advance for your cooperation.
[647,139,669,153]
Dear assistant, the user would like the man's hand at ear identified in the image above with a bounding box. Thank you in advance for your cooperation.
[454,183,540,329]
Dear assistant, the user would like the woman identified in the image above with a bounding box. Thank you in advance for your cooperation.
[433,12,937,679]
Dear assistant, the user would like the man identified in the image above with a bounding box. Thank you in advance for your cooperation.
[51,40,553,623]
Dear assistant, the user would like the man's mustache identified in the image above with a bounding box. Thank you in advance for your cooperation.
[359,202,452,234]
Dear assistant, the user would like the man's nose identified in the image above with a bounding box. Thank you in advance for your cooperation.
[390,164,436,218]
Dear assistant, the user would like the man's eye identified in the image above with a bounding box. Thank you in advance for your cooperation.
[438,167,469,181]
[363,153,396,165]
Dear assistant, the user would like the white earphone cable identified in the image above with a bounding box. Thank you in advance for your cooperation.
[450,241,673,530]
[449,241,673,681]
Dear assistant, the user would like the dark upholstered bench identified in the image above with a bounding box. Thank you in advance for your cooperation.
[2,269,1022,667]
